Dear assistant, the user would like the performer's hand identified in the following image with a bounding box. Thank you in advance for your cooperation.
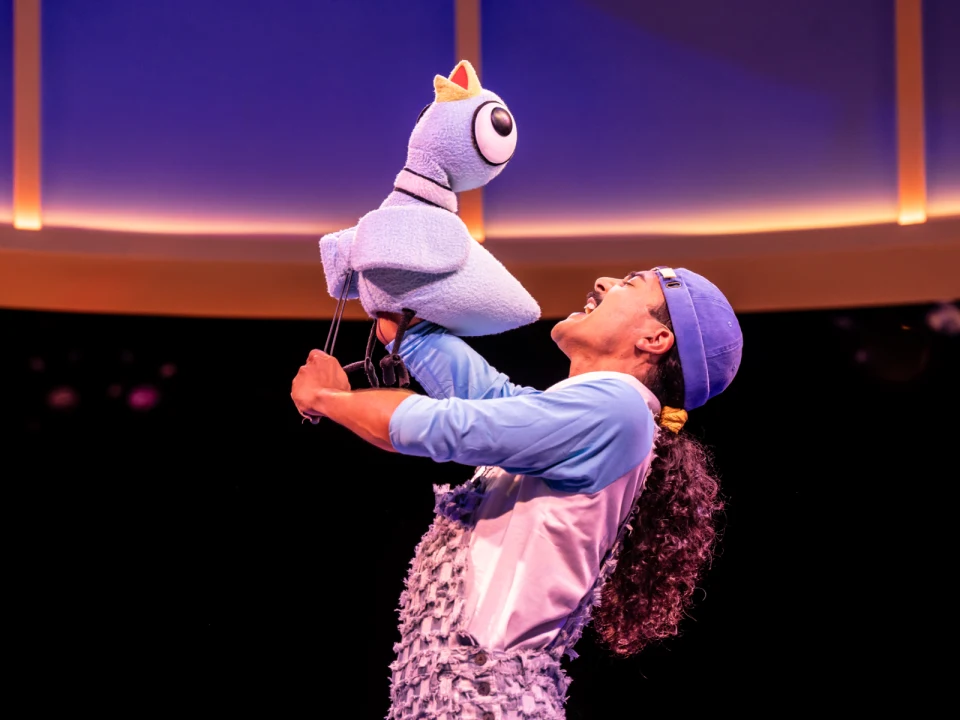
[376,312,422,345]
[291,350,350,423]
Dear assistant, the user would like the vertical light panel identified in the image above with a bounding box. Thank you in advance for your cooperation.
[456,0,485,242]
[896,0,927,225]
[13,0,41,230]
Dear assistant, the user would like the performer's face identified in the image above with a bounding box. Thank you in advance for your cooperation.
[552,269,675,363]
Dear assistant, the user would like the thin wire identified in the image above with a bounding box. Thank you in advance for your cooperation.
[324,269,354,355]
[304,269,355,426]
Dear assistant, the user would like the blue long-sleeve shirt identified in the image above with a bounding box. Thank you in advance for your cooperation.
[386,322,656,494]
[385,322,662,652]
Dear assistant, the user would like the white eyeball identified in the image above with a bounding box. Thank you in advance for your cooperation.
[473,101,517,166]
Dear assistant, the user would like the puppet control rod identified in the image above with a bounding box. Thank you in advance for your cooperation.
[305,270,415,426]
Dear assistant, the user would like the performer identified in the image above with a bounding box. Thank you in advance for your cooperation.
[292,266,743,719]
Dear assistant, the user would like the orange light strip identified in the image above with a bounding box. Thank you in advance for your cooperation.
[928,197,960,217]
[13,0,42,231]
[38,208,335,237]
[5,218,960,318]
[455,0,485,242]
[22,202,908,240]
[485,201,899,239]
[895,0,927,225]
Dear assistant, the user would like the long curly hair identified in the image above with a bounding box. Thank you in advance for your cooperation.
[593,301,725,656]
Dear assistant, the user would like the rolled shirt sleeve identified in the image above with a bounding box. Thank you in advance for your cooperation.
[389,376,656,494]
[387,322,540,401]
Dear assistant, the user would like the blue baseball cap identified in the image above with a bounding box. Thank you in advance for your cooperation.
[654,267,743,410]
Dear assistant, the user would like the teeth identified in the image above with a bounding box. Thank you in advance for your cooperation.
[584,298,597,314]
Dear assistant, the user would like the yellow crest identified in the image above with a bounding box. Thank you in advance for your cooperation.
[434,60,481,103]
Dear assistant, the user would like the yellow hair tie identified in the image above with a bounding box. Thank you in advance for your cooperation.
[659,406,688,434]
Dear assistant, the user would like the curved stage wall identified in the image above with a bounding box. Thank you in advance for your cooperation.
[1,0,958,318]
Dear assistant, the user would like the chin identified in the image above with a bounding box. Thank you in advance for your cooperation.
[550,316,578,353]
[550,319,564,342]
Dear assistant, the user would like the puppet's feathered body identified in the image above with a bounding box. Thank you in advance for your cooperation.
[319,60,540,337]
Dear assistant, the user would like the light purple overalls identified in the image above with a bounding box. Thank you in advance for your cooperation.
[387,463,647,720]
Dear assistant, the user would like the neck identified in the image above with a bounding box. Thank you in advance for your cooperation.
[567,354,646,380]
[392,167,458,213]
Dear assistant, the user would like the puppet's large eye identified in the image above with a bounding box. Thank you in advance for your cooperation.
[473,101,516,166]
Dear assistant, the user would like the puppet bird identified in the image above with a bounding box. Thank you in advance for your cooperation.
[319,60,540,386]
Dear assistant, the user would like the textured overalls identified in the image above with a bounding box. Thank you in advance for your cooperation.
[387,466,643,720]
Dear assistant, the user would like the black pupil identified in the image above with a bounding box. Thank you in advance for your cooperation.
[491,108,512,137]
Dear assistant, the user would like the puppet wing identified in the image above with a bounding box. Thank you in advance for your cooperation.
[351,205,472,274]
[319,226,360,300]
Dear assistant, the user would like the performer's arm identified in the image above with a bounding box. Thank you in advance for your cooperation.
[312,387,414,454]
[383,320,540,401]
[316,378,656,493]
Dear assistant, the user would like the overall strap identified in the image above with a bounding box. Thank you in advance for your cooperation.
[546,437,660,659]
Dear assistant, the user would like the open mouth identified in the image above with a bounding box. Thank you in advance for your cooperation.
[568,296,600,320]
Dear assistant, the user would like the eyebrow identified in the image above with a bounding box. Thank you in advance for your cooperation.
[625,271,646,284]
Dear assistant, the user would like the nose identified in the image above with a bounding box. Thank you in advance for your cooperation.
[594,276,620,295]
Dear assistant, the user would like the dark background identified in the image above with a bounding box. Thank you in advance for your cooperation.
[3,301,957,714]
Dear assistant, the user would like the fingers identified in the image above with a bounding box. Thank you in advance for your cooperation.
[307,349,327,363]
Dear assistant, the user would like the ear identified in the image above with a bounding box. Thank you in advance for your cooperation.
[636,325,674,357]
